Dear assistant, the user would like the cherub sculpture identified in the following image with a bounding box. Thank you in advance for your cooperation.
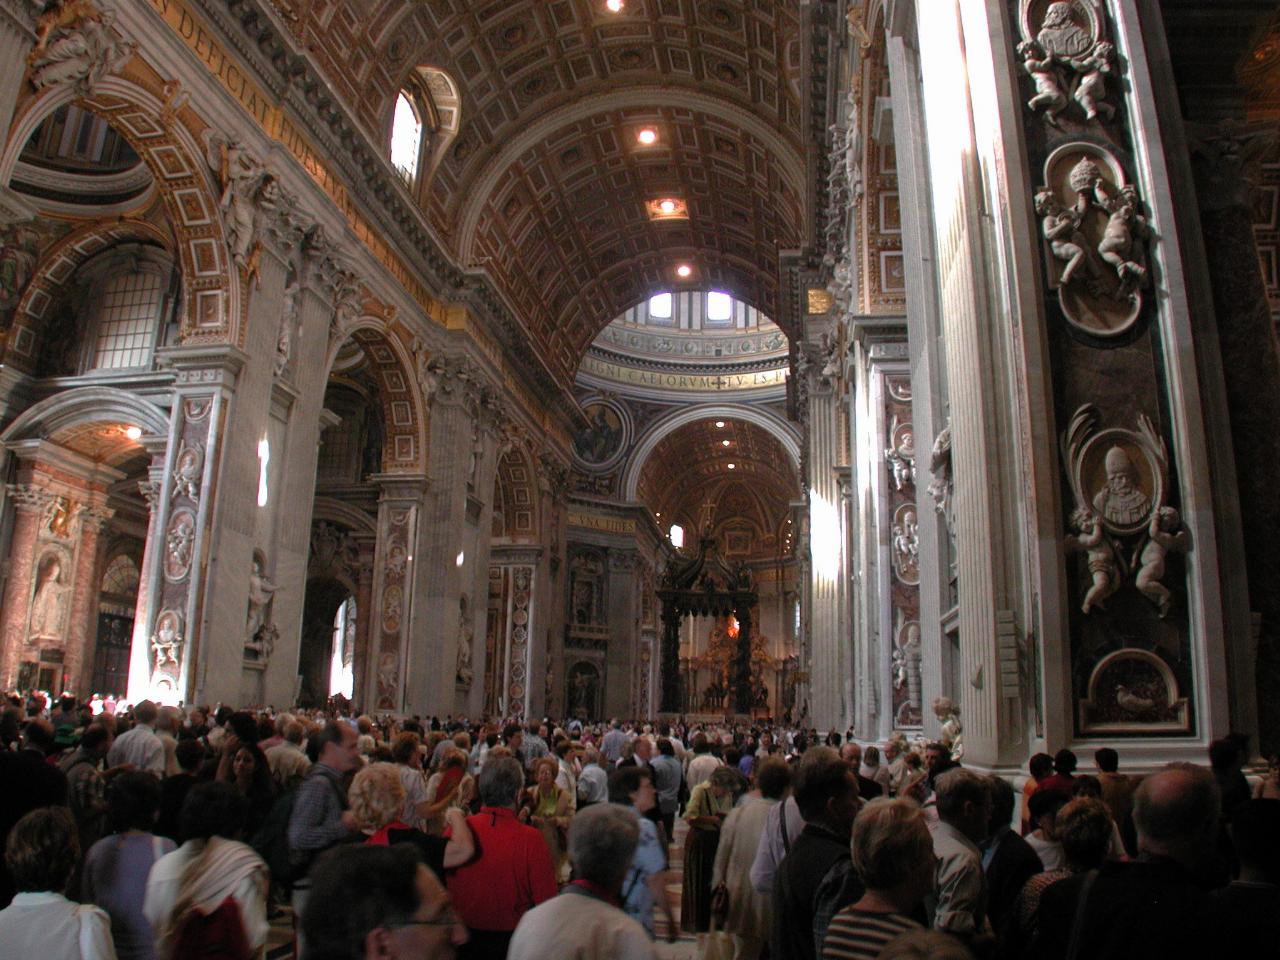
[1067,508,1118,614]
[1134,506,1187,617]
[1017,40,1068,122]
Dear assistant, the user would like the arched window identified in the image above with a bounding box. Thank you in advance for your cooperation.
[706,290,732,322]
[669,523,685,549]
[649,292,672,319]
[75,245,173,374]
[390,91,422,183]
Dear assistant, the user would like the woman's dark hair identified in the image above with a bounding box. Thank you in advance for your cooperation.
[180,781,249,842]
[657,737,675,757]
[234,742,275,799]
[108,770,163,832]
[303,844,424,960]
[692,733,710,754]
[5,807,78,893]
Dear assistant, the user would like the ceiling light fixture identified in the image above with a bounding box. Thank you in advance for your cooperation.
[659,199,677,214]
[676,263,693,278]
[606,0,624,11]
[647,198,688,221]
[721,439,730,446]
[637,127,657,145]
[124,426,142,440]
[727,463,736,470]
[715,421,725,428]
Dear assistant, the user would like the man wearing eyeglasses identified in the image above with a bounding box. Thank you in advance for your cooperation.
[303,844,468,959]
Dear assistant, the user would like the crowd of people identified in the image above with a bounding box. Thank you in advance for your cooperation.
[1,690,1278,960]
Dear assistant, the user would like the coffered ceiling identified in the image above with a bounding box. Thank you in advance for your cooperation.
[267,0,809,382]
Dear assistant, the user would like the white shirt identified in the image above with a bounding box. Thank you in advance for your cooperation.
[749,796,805,893]
[107,724,165,777]
[686,754,721,790]
[0,891,117,960]
[1027,831,1066,871]
[508,891,657,960]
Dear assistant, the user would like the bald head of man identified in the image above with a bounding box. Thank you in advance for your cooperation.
[1133,763,1220,864]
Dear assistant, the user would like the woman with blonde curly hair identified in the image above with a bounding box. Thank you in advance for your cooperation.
[520,756,571,872]
[348,762,474,882]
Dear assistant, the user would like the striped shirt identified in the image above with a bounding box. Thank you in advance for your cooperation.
[821,908,921,959]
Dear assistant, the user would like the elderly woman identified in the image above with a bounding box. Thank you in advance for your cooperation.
[0,807,116,958]
[521,756,572,871]
[712,757,789,959]
[348,762,473,882]
[822,798,935,959]
[682,765,739,937]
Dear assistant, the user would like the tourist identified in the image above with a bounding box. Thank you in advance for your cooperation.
[82,771,175,960]
[216,738,276,837]
[772,746,862,960]
[156,740,203,843]
[924,768,992,947]
[286,721,362,926]
[349,761,474,880]
[577,746,609,809]
[303,843,468,960]
[601,720,628,763]
[1031,764,1221,959]
[264,719,311,789]
[0,717,68,908]
[982,776,1043,936]
[712,755,789,959]
[682,765,738,939]
[0,807,115,958]
[823,798,936,959]
[521,756,571,871]
[687,733,722,790]
[999,796,1113,958]
[61,723,113,855]
[1092,748,1135,853]
[651,737,683,844]
[1210,798,1280,952]
[448,756,557,959]
[553,739,578,812]
[508,803,657,960]
[860,745,892,796]
[107,701,165,778]
[1035,749,1077,799]
[608,766,677,941]
[144,781,269,960]
[425,747,477,834]
[1020,753,1053,835]
[840,742,883,800]
[1024,790,1068,871]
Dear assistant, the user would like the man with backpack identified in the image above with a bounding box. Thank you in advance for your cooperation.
[285,721,362,943]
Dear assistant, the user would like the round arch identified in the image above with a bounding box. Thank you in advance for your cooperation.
[5,218,174,373]
[620,404,802,502]
[1,77,240,345]
[323,317,427,474]
[0,385,170,447]
[493,441,540,540]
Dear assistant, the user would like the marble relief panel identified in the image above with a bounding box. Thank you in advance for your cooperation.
[884,374,922,728]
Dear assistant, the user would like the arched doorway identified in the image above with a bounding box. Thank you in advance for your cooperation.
[298,576,355,708]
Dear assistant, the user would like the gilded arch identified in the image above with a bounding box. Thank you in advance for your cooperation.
[1,76,240,347]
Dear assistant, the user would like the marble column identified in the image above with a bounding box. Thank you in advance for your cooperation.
[606,549,639,719]
[0,2,39,161]
[127,455,166,701]
[66,500,113,696]
[805,351,851,732]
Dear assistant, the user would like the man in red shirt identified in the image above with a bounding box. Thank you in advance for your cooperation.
[448,756,557,959]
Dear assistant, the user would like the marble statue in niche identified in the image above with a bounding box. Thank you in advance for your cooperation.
[885,417,916,491]
[274,269,299,379]
[244,551,277,661]
[30,552,68,641]
[456,594,474,690]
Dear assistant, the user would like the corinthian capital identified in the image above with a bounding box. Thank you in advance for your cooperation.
[6,483,56,515]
